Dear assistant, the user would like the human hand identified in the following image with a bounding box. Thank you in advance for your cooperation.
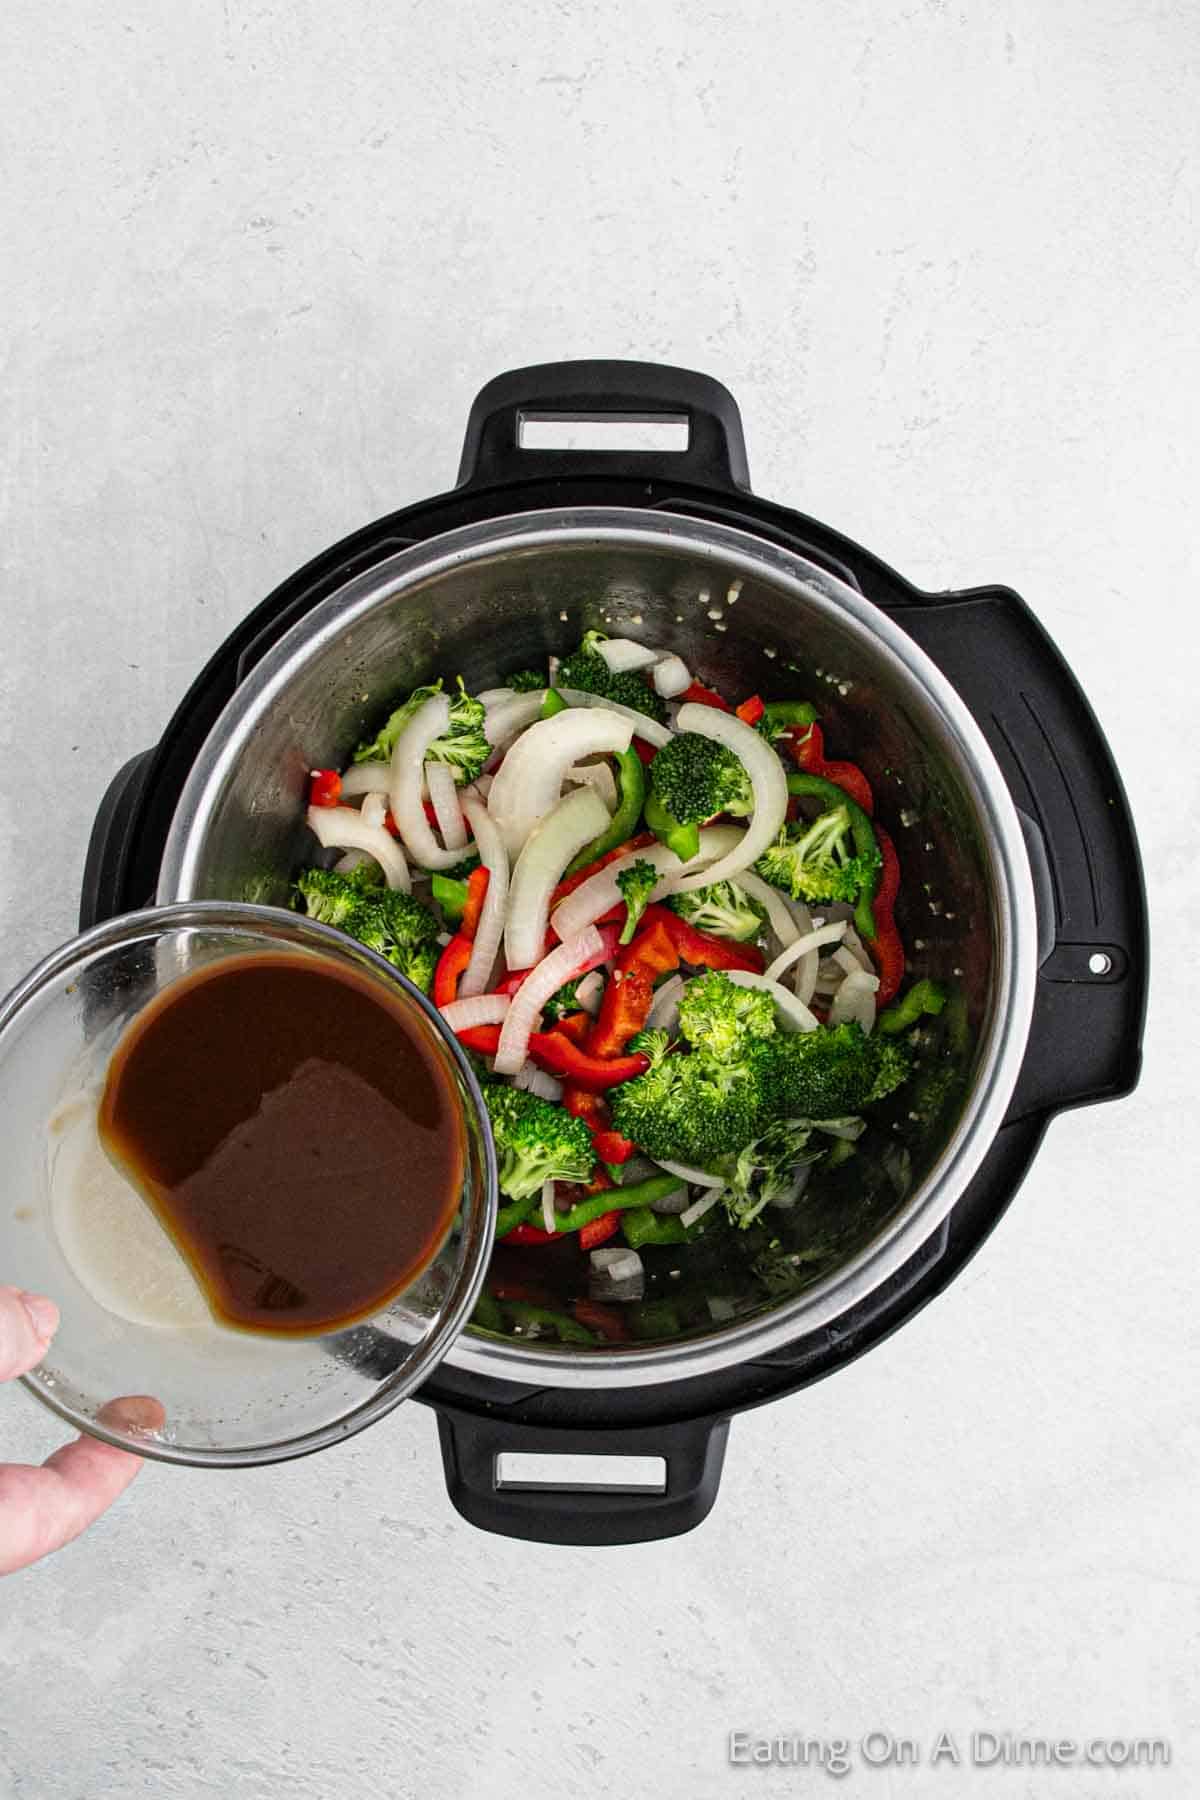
[1,1285,159,1576]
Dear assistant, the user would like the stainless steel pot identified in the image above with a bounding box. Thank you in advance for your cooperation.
[158,507,1038,1388]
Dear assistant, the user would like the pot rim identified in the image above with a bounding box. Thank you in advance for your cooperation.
[158,507,1038,1389]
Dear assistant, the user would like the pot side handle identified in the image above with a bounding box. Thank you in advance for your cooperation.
[432,1404,730,1545]
[456,360,751,493]
[893,588,1148,1123]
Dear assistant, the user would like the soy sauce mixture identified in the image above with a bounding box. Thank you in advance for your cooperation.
[98,951,465,1335]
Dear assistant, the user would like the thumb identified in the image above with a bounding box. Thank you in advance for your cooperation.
[0,1286,60,1382]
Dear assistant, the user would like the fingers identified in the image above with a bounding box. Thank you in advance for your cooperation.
[0,1286,60,1382]
[0,1432,150,1578]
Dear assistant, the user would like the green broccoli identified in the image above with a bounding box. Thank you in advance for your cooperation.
[677,969,777,1060]
[754,804,881,906]
[295,864,380,927]
[609,1036,770,1168]
[507,668,548,692]
[352,676,489,783]
[719,1120,822,1228]
[296,867,441,993]
[762,1022,913,1119]
[541,977,582,1022]
[668,879,766,943]
[557,630,667,724]
[481,1082,595,1200]
[649,730,753,825]
[615,857,659,945]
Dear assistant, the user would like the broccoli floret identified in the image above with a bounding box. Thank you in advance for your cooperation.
[296,868,440,993]
[615,858,659,946]
[762,1022,913,1119]
[557,630,667,724]
[609,1046,769,1167]
[481,1083,595,1201]
[541,977,581,1023]
[649,730,753,826]
[755,805,881,905]
[668,879,766,944]
[627,1027,672,1066]
[677,969,777,1060]
[507,668,547,693]
[352,677,488,783]
[295,864,381,927]
[719,1119,822,1229]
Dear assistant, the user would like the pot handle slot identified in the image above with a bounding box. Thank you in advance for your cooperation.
[432,1405,730,1545]
[456,360,751,492]
[890,588,1148,1122]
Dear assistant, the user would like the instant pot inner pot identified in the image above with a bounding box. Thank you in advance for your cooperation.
[176,534,996,1348]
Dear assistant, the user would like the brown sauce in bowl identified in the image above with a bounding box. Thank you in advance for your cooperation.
[98,951,464,1335]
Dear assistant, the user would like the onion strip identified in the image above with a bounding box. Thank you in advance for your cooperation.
[763,920,848,984]
[555,688,673,749]
[663,704,789,893]
[387,693,475,872]
[425,761,467,851]
[439,994,510,1032]
[339,762,392,800]
[494,928,604,1076]
[458,791,510,999]
[487,708,634,861]
[505,787,611,972]
[552,825,743,941]
[306,805,410,891]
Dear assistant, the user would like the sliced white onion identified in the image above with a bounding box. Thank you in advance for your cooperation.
[505,787,610,972]
[732,870,800,948]
[763,920,849,985]
[483,692,547,753]
[339,761,392,799]
[653,654,691,698]
[564,758,618,811]
[487,709,634,861]
[333,850,371,873]
[680,1187,725,1230]
[725,969,819,1033]
[472,771,494,800]
[424,760,467,852]
[439,994,510,1032]
[551,825,743,942]
[575,970,604,1015]
[833,946,864,977]
[387,693,475,872]
[647,973,685,1032]
[654,1156,725,1188]
[360,791,388,832]
[306,805,411,891]
[494,928,603,1076]
[648,1187,691,1214]
[513,1063,563,1102]
[664,704,789,893]
[768,1163,813,1210]
[541,1179,557,1235]
[839,924,873,973]
[595,637,662,675]
[556,688,674,749]
[476,686,516,708]
[589,1246,644,1301]
[827,967,880,1033]
[458,792,510,1000]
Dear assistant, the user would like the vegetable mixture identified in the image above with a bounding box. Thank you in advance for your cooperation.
[298,628,959,1345]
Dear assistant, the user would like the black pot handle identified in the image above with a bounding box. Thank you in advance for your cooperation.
[432,1404,730,1545]
[893,588,1148,1122]
[456,359,751,493]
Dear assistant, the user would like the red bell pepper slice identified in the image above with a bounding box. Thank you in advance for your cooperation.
[308,769,342,808]
[735,694,765,726]
[454,1022,500,1056]
[868,826,905,1007]
[571,1295,628,1336]
[562,1085,635,1165]
[631,737,659,767]
[501,1224,558,1246]
[528,1033,648,1090]
[554,1010,591,1046]
[680,680,732,711]
[788,723,874,816]
[656,910,765,973]
[433,933,473,1008]
[460,865,489,940]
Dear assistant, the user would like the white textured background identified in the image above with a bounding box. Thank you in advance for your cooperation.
[1,3,1195,1797]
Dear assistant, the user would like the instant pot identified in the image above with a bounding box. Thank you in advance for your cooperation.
[81,362,1147,1543]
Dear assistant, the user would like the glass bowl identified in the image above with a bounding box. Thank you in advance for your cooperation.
[0,902,497,1466]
